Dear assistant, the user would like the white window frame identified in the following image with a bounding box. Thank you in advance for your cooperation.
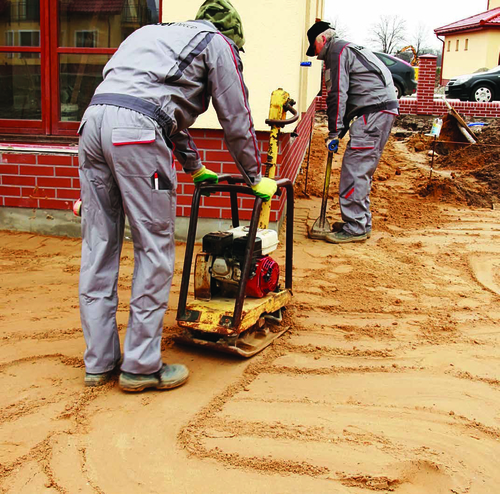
[18,29,41,59]
[5,30,15,58]
[18,29,40,46]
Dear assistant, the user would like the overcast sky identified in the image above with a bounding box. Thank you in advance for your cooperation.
[324,0,489,52]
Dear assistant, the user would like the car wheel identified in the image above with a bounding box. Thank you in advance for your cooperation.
[394,83,403,99]
[471,85,494,103]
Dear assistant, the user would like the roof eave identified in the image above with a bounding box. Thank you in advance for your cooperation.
[434,25,499,36]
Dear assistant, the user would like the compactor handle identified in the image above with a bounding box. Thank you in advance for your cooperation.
[265,100,299,127]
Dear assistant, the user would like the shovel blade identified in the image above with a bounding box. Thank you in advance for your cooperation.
[308,216,331,240]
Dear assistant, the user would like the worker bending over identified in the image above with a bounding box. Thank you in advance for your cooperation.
[78,0,276,391]
[306,21,399,243]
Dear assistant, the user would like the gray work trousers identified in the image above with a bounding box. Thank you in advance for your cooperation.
[78,105,177,375]
[339,111,396,235]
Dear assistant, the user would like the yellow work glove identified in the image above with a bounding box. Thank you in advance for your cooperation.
[251,177,277,202]
[191,165,219,184]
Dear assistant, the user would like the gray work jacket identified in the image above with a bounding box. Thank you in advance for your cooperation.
[319,38,398,138]
[94,20,261,185]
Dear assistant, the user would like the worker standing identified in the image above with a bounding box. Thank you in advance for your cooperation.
[78,0,276,391]
[306,21,399,243]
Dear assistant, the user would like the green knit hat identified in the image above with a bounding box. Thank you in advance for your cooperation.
[195,0,245,50]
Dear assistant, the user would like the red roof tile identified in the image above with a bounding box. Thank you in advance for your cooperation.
[66,0,125,15]
[435,7,500,35]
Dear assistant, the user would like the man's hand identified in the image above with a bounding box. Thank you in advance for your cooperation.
[251,177,277,202]
[325,136,339,153]
[191,165,219,184]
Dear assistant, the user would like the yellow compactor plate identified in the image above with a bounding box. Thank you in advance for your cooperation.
[177,289,291,335]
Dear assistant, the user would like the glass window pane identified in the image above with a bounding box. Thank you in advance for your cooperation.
[0,1,40,45]
[59,53,111,122]
[58,0,159,48]
[0,52,41,119]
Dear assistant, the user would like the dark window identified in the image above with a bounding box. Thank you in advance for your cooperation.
[0,0,160,136]
[75,31,97,48]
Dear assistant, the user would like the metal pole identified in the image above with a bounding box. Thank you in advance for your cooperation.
[304,111,314,196]
[176,186,202,321]
[284,180,294,290]
[430,136,436,180]
[318,151,333,229]
[233,197,264,328]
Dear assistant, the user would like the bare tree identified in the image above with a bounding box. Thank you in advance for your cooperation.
[369,15,407,54]
[395,23,436,65]
[412,22,431,56]
[324,15,350,40]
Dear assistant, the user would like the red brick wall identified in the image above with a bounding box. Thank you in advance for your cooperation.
[0,98,316,223]
[275,98,317,219]
[317,65,328,111]
[316,54,500,118]
[408,55,500,117]
[0,152,80,210]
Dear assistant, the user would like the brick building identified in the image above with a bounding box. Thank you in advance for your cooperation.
[0,0,325,238]
[435,1,500,82]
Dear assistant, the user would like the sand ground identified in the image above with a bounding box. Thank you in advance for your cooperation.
[1,120,500,493]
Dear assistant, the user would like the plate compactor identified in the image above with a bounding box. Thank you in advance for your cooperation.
[175,89,298,357]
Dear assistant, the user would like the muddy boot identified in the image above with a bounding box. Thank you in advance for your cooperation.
[331,222,371,238]
[119,364,189,393]
[325,229,369,244]
[84,370,114,387]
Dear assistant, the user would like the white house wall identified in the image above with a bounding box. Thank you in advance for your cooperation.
[161,0,324,131]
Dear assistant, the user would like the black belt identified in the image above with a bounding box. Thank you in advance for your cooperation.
[339,100,399,138]
[89,93,174,148]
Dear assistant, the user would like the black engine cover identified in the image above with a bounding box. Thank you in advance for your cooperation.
[202,232,233,256]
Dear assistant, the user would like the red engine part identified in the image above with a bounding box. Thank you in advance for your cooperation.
[246,256,279,298]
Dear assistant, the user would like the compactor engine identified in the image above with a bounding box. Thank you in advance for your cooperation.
[194,226,280,301]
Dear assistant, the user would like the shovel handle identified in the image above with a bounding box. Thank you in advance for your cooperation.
[318,151,334,227]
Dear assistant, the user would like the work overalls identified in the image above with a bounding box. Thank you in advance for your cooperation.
[78,21,261,374]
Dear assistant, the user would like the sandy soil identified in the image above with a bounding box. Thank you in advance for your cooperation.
[2,118,500,493]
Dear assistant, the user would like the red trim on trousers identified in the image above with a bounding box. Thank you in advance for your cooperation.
[345,187,355,199]
[113,139,155,146]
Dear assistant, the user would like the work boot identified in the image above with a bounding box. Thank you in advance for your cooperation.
[331,222,371,239]
[119,364,189,393]
[325,229,369,244]
[84,361,121,387]
[331,221,346,232]
[84,370,115,387]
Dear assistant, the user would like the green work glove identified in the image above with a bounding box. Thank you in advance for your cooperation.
[191,165,219,184]
[251,177,278,202]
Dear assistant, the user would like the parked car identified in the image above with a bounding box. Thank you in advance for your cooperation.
[445,66,500,102]
[374,52,417,99]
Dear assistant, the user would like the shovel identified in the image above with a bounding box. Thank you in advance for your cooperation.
[309,150,334,240]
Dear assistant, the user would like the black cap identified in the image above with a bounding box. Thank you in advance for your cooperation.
[306,21,331,57]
